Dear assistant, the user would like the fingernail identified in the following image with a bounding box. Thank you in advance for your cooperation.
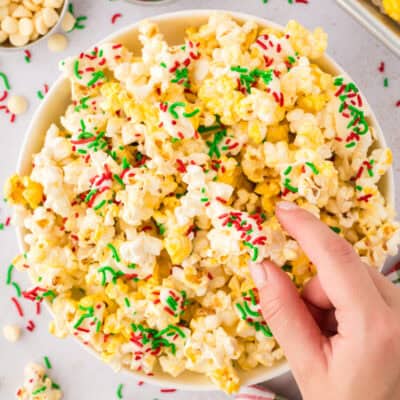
[250,263,268,287]
[277,201,299,211]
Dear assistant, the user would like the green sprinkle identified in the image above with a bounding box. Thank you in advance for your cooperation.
[124,297,131,307]
[113,174,125,188]
[96,320,101,333]
[156,223,166,235]
[73,60,82,80]
[243,301,260,317]
[6,264,14,285]
[44,356,52,369]
[235,303,247,320]
[51,383,61,390]
[252,247,259,262]
[330,226,341,233]
[248,289,257,306]
[87,70,105,87]
[117,384,124,399]
[283,166,292,176]
[37,91,44,100]
[166,296,178,311]
[231,66,249,73]
[334,77,344,86]
[32,386,47,395]
[75,96,90,112]
[345,142,356,148]
[206,129,227,158]
[171,67,189,86]
[169,101,185,119]
[305,162,319,175]
[0,71,11,90]
[288,56,296,64]
[167,324,186,338]
[128,263,136,269]
[384,77,389,87]
[94,199,107,210]
[84,189,98,203]
[259,324,273,337]
[160,62,167,68]
[42,290,56,301]
[367,168,374,177]
[122,157,130,170]
[282,264,292,272]
[107,243,121,262]
[355,185,363,191]
[11,282,21,297]
[198,124,221,133]
[284,179,298,193]
[182,108,200,118]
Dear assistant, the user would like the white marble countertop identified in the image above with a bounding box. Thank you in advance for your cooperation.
[0,1,399,399]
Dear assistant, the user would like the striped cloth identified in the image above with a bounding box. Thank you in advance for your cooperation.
[235,262,400,400]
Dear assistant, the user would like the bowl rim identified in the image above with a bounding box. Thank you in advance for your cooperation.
[15,9,395,392]
[0,0,69,53]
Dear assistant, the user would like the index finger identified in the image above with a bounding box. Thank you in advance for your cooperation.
[276,201,382,311]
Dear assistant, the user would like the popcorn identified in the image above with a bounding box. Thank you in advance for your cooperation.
[6,12,399,394]
[16,362,62,400]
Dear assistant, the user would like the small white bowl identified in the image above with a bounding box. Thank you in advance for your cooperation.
[0,0,68,53]
[16,9,395,392]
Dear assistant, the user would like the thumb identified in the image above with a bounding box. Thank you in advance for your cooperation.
[250,260,327,376]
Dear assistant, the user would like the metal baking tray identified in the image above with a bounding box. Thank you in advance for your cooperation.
[337,0,400,57]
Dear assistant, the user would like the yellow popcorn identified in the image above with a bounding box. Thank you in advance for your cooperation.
[164,232,192,264]
[297,93,328,113]
[209,366,240,394]
[285,20,328,60]
[198,75,244,125]
[217,157,241,187]
[266,123,289,143]
[248,120,267,144]
[4,174,43,209]
[383,0,400,22]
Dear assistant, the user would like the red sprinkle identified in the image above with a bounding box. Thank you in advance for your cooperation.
[256,38,267,50]
[396,100,400,107]
[11,297,24,317]
[111,13,123,24]
[0,91,8,102]
[378,62,385,73]
[163,307,175,316]
[26,320,35,332]
[76,327,90,333]
[176,159,187,173]
[358,194,373,202]
[160,389,177,393]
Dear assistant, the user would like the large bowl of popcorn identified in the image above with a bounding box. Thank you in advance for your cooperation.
[5,10,399,394]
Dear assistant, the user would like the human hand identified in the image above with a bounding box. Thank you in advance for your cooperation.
[250,201,400,400]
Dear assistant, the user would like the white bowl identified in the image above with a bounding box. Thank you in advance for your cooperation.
[16,9,395,392]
